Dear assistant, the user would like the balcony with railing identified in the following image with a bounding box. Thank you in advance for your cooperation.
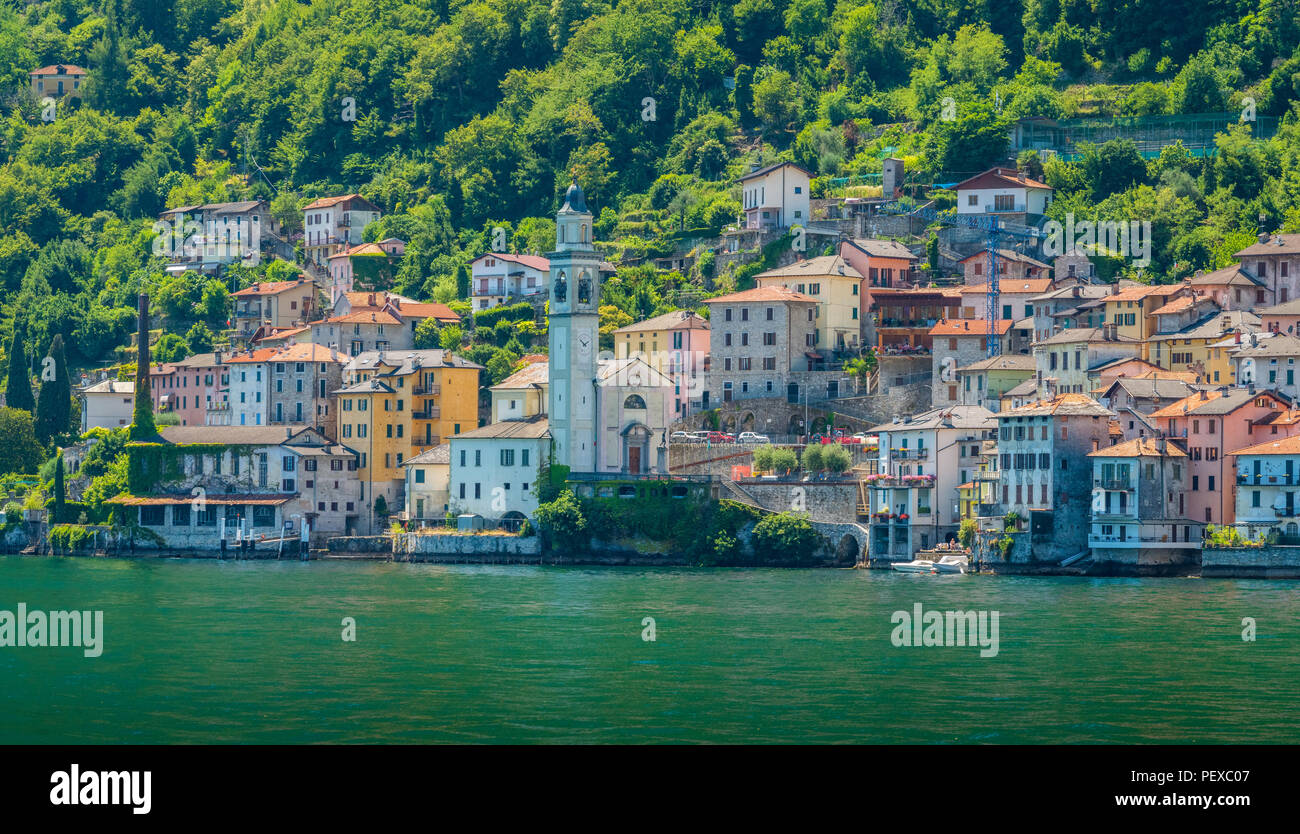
[412,407,441,420]
[1238,473,1299,486]
[412,383,441,396]
[890,448,929,460]
[1095,477,1133,490]
[412,435,441,447]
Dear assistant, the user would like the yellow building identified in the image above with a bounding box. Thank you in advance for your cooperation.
[755,254,864,351]
[334,349,483,530]
[1145,310,1259,381]
[1102,284,1188,350]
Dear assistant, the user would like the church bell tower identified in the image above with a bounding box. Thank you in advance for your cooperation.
[547,181,601,472]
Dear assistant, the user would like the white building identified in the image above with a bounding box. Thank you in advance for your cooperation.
[80,379,134,432]
[865,405,997,560]
[469,253,550,311]
[448,417,550,528]
[302,194,382,267]
[226,348,277,426]
[952,167,1052,217]
[737,161,811,231]
[402,443,450,525]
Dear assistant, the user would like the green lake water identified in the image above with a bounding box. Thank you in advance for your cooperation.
[1,555,1297,744]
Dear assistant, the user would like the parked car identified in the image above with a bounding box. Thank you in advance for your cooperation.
[705,431,735,444]
[669,431,694,444]
[737,432,771,444]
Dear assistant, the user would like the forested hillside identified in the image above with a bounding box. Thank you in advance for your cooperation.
[1,0,1299,386]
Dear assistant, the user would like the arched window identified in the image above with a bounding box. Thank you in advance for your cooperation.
[624,394,646,409]
[581,223,588,242]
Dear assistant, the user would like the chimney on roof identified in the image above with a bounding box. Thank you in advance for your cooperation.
[1017,169,1026,182]
[1259,232,1270,244]
[750,160,761,173]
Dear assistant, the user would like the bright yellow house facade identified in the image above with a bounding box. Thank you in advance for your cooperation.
[334,349,483,529]
[755,254,864,351]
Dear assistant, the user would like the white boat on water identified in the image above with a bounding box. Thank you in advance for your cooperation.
[932,553,969,574]
[892,553,969,574]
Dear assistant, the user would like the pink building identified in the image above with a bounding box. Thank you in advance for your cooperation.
[149,352,230,426]
[612,310,711,418]
[1150,388,1297,524]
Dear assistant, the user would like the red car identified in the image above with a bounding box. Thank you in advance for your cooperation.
[705,431,735,444]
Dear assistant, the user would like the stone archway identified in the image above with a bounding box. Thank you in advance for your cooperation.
[621,423,653,474]
[721,413,738,433]
[787,413,804,436]
[499,511,528,533]
[835,534,859,566]
[740,412,756,432]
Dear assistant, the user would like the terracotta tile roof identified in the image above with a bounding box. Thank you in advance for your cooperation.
[951,167,1051,191]
[473,253,550,271]
[1149,389,1286,419]
[1001,393,1113,417]
[269,343,347,363]
[703,286,817,304]
[254,325,310,344]
[233,279,312,297]
[1149,295,1198,316]
[302,193,380,211]
[614,310,709,334]
[1106,283,1185,303]
[31,64,87,75]
[755,255,863,280]
[1089,437,1187,457]
[929,318,1014,336]
[1230,435,1300,457]
[223,348,280,364]
[323,311,403,325]
[392,301,460,321]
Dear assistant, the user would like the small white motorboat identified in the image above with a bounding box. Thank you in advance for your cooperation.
[892,554,969,574]
[932,553,969,574]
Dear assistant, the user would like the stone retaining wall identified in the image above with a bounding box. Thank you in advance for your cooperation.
[396,531,542,561]
[327,535,393,553]
[1202,546,1300,578]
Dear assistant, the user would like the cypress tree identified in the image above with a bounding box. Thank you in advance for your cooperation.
[53,453,66,523]
[5,319,34,412]
[34,334,70,443]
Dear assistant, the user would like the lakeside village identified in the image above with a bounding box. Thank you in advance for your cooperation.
[10,163,1300,579]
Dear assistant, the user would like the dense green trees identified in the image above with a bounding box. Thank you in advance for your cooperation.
[0,0,1297,394]
[0,407,44,475]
